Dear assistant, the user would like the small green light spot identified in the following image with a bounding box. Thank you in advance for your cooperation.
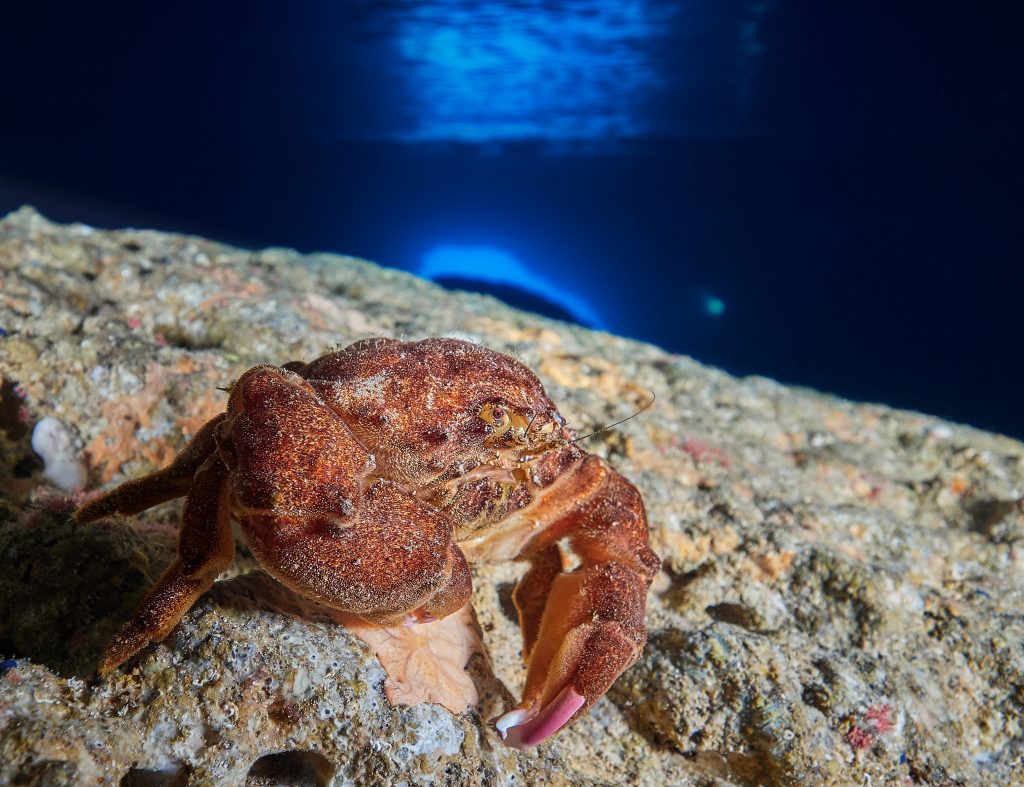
[705,296,725,317]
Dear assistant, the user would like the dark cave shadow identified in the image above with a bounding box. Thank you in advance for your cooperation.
[0,496,177,679]
[205,570,356,626]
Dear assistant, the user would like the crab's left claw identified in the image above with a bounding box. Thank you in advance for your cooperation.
[496,456,661,748]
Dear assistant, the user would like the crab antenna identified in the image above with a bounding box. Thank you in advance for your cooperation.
[568,391,656,445]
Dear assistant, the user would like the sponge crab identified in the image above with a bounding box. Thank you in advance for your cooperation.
[75,337,660,748]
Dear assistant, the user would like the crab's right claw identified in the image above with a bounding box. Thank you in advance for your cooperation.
[496,456,660,748]
[497,559,653,748]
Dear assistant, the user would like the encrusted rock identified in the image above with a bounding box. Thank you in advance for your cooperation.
[2,207,1023,785]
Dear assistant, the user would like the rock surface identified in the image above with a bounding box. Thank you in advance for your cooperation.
[1,206,1022,786]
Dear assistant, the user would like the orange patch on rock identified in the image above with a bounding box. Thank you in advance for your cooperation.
[712,526,741,553]
[468,316,563,348]
[749,550,797,581]
[84,360,226,483]
[658,525,741,567]
[539,353,649,407]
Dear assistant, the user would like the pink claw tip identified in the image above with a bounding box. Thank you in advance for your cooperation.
[495,706,532,738]
[496,685,586,749]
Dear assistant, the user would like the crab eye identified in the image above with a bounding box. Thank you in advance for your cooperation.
[480,403,510,426]
[480,403,515,441]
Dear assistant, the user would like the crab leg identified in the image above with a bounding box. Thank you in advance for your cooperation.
[511,543,564,658]
[498,456,661,748]
[75,414,225,524]
[99,455,234,673]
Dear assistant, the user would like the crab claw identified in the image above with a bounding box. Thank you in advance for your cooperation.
[498,560,653,748]
[497,685,586,749]
[493,456,661,748]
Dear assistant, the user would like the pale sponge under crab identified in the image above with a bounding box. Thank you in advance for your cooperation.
[31,416,86,490]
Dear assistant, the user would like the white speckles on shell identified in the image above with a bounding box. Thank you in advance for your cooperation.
[350,371,388,402]
[439,331,483,346]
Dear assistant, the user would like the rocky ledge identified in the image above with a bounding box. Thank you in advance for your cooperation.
[1,207,1022,786]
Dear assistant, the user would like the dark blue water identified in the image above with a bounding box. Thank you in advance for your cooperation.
[1,1,1021,437]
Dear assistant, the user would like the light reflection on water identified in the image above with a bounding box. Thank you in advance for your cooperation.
[396,2,675,143]
[347,0,771,145]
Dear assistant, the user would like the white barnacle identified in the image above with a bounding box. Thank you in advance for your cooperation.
[31,417,85,490]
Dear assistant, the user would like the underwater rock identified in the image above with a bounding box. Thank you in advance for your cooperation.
[1,206,1023,785]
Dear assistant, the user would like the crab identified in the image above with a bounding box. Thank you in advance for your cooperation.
[74,337,660,748]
